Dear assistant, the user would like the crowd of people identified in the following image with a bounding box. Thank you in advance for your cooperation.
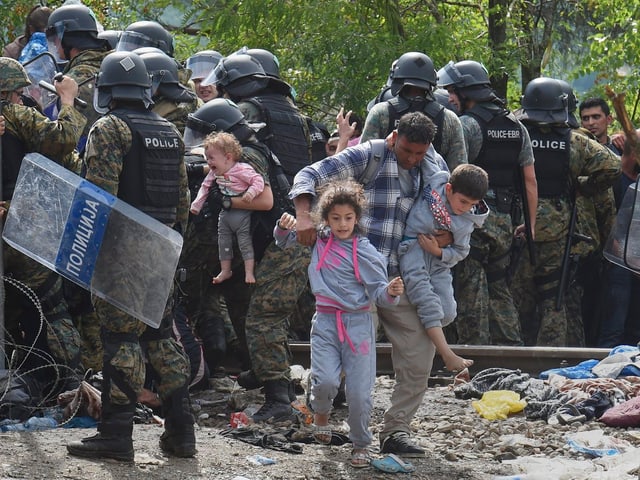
[0,0,638,467]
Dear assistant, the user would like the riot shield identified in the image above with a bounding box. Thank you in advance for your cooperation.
[2,153,183,328]
[604,180,640,273]
[22,52,59,117]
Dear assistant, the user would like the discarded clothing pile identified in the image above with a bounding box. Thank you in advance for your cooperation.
[453,345,640,425]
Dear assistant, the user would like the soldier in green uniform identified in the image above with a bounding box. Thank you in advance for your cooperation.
[361,51,467,171]
[1,57,85,395]
[46,3,112,372]
[66,52,194,461]
[46,3,110,153]
[209,53,312,422]
[559,84,617,346]
[180,98,275,375]
[437,60,538,346]
[514,77,620,347]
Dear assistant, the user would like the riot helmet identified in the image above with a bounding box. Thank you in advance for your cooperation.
[437,60,495,102]
[46,4,106,60]
[438,60,490,89]
[520,77,569,124]
[186,50,223,81]
[557,79,579,128]
[135,48,193,102]
[201,53,269,98]
[117,21,174,57]
[245,48,281,78]
[94,51,153,113]
[98,30,122,50]
[389,52,437,96]
[183,98,249,149]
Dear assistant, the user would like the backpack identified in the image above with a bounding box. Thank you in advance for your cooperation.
[358,139,386,188]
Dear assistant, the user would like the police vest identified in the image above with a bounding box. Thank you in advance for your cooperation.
[243,93,312,183]
[527,125,571,198]
[387,96,445,153]
[1,129,26,201]
[111,108,183,224]
[466,105,524,190]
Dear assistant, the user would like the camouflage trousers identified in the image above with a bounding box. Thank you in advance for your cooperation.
[94,290,190,406]
[244,240,311,382]
[178,218,242,349]
[454,210,523,345]
[74,310,102,372]
[512,239,583,347]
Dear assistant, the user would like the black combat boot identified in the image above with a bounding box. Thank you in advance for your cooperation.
[251,379,296,423]
[67,404,135,461]
[159,386,196,457]
[237,369,262,390]
[197,314,227,375]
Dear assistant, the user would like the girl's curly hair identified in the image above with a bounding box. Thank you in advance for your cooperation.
[312,179,366,226]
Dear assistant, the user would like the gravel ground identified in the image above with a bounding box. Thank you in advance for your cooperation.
[1,374,639,479]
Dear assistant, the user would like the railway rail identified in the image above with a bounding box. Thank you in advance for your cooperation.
[289,342,611,379]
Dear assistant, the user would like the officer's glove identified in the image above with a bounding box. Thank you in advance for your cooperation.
[204,183,224,218]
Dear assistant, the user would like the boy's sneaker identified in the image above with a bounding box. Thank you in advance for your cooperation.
[380,431,425,457]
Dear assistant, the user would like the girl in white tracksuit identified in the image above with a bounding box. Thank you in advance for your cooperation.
[274,179,403,467]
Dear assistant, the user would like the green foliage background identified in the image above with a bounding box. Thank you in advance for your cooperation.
[2,0,638,126]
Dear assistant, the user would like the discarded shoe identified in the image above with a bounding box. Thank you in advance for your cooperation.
[371,453,415,473]
[380,431,425,457]
[556,404,587,425]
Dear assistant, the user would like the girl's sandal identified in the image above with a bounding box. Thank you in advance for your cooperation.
[350,448,370,468]
[312,424,332,445]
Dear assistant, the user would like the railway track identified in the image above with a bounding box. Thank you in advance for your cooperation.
[289,342,611,379]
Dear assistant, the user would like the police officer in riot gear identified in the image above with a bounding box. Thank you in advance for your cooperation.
[514,76,620,347]
[46,3,110,152]
[67,51,195,461]
[180,98,277,378]
[204,52,313,423]
[438,60,537,346]
[360,51,467,170]
[186,50,223,103]
[117,20,175,57]
[1,56,85,399]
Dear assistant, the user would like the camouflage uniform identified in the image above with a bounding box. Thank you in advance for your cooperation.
[238,99,314,376]
[2,100,86,389]
[244,240,311,381]
[61,48,110,369]
[514,129,620,346]
[360,100,467,170]
[454,107,534,346]
[62,49,109,144]
[565,129,618,345]
[152,96,201,136]
[84,114,190,405]
[178,143,270,372]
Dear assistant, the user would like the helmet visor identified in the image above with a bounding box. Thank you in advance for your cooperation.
[186,56,220,81]
[183,116,213,150]
[201,61,227,87]
[116,30,154,52]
